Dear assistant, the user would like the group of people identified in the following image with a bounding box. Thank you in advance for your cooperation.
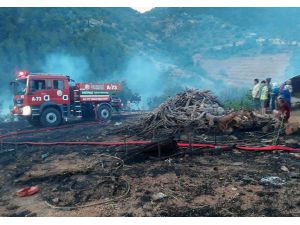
[252,78,292,122]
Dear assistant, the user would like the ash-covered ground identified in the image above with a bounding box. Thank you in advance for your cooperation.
[0,113,299,217]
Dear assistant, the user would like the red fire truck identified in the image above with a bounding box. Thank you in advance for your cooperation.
[10,71,123,127]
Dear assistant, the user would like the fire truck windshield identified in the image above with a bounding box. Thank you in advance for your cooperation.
[14,79,27,95]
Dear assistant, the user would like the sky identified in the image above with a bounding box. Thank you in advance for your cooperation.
[131,7,154,13]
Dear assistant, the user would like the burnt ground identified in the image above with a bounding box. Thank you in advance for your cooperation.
[0,113,299,217]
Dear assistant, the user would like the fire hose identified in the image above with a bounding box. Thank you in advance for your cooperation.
[1,140,300,152]
[1,121,300,152]
[2,126,299,210]
[177,143,300,152]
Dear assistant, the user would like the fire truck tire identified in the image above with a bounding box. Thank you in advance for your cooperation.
[40,108,62,127]
[97,105,112,121]
[27,118,41,127]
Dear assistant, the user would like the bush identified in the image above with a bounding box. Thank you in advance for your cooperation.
[220,89,252,110]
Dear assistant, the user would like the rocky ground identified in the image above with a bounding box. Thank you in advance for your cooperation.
[0,113,299,217]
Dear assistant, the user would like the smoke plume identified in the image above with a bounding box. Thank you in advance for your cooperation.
[118,55,168,109]
[42,53,90,82]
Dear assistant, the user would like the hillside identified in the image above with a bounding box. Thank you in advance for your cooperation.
[1,7,300,111]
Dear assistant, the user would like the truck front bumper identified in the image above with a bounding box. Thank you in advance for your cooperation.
[11,105,32,116]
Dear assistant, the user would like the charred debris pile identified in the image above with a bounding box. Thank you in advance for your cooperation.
[118,89,277,139]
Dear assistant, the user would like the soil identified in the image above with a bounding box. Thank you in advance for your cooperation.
[0,113,299,217]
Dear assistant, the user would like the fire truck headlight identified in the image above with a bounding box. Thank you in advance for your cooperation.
[22,106,32,116]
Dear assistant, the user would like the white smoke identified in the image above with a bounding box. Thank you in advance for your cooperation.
[0,78,13,116]
[42,53,90,82]
[0,95,13,116]
[121,55,168,108]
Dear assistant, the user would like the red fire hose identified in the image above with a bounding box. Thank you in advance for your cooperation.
[1,122,300,152]
[1,140,300,152]
[177,143,300,152]
[235,145,300,152]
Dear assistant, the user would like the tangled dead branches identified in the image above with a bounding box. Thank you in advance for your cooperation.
[117,89,277,138]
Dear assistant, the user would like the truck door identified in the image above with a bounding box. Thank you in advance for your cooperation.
[28,79,53,106]
[51,79,70,105]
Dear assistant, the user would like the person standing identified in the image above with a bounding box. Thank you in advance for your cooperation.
[284,80,293,95]
[260,80,268,115]
[252,78,260,111]
[270,82,279,110]
[279,81,292,107]
[266,78,272,110]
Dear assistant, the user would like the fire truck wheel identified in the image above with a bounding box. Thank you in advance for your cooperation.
[97,105,112,121]
[40,108,62,127]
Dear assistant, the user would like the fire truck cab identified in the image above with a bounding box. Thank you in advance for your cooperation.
[10,71,122,127]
